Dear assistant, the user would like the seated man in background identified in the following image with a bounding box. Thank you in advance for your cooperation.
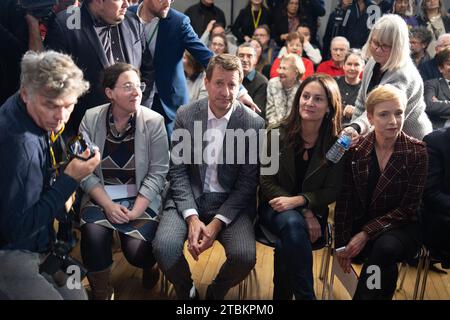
[317,36,349,77]
[422,126,450,264]
[0,50,101,299]
[237,43,268,119]
[424,46,450,129]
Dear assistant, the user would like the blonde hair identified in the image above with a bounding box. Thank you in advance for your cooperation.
[281,53,305,79]
[365,84,407,114]
[20,50,89,99]
[362,14,411,72]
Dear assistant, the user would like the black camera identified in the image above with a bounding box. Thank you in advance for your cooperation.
[39,240,87,287]
[18,0,58,23]
[67,131,97,161]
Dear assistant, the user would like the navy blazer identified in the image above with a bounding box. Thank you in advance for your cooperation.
[424,78,450,129]
[129,6,213,131]
[45,3,149,135]
[423,128,450,220]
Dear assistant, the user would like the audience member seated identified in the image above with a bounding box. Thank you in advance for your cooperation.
[410,26,433,66]
[424,46,450,129]
[266,54,304,126]
[185,0,226,37]
[271,0,306,47]
[417,0,450,57]
[79,63,169,300]
[419,33,450,81]
[271,0,325,48]
[345,14,432,142]
[253,24,280,64]
[153,54,265,300]
[270,32,314,80]
[296,24,323,65]
[210,33,229,55]
[238,43,269,118]
[422,126,450,261]
[183,51,208,102]
[259,74,344,300]
[392,0,419,28]
[335,84,428,300]
[200,21,238,55]
[336,49,365,126]
[317,36,349,77]
[231,0,272,44]
[250,38,270,77]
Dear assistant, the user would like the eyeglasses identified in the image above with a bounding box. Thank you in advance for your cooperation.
[158,0,174,4]
[117,82,146,93]
[370,39,392,52]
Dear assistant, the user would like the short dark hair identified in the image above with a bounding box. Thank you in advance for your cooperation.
[436,46,450,67]
[410,26,433,48]
[205,54,243,83]
[101,63,141,91]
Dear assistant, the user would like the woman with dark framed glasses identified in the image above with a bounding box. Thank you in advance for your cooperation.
[343,14,432,144]
[78,63,169,299]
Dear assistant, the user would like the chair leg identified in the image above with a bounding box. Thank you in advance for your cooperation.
[418,249,431,300]
[413,247,430,300]
[397,262,408,291]
[320,246,332,299]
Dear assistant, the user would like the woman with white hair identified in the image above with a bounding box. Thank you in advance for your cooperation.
[344,14,433,142]
[265,53,305,126]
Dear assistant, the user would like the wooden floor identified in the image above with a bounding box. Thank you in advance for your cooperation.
[72,239,450,300]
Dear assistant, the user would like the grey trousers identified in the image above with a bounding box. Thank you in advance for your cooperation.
[153,197,256,299]
[0,250,87,300]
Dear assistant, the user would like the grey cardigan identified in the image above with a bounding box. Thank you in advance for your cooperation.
[351,57,433,140]
[79,103,170,214]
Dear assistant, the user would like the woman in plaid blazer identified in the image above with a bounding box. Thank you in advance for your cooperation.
[334,84,428,300]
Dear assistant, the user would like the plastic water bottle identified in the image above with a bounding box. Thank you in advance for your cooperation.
[326,133,351,163]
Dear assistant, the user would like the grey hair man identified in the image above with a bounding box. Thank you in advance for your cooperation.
[237,43,269,118]
[0,50,101,300]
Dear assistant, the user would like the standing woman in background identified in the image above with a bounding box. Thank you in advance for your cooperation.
[232,0,272,44]
[344,14,432,143]
[417,0,450,56]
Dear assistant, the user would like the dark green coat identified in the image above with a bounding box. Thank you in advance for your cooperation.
[260,124,344,221]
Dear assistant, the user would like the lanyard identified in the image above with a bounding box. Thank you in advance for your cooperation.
[252,8,262,30]
[49,125,65,174]
[147,22,159,48]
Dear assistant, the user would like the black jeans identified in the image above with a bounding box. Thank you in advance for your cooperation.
[353,223,421,300]
[259,203,316,300]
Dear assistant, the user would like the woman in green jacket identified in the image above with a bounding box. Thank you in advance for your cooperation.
[259,74,344,300]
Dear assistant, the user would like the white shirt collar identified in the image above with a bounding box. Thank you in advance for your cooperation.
[207,102,235,122]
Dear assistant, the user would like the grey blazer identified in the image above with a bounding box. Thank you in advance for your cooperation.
[168,98,265,223]
[79,103,170,214]
[424,78,450,129]
[351,57,433,140]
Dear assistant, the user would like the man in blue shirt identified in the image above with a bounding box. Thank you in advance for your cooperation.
[0,50,100,299]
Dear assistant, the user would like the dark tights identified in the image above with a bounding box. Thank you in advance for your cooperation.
[80,223,156,272]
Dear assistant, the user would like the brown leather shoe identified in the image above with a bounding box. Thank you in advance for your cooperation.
[142,265,160,290]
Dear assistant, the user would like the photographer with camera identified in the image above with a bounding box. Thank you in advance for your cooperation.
[0,50,101,300]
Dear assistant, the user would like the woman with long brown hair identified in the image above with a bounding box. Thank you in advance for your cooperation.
[259,74,344,299]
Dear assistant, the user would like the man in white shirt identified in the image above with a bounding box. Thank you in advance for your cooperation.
[153,54,265,300]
